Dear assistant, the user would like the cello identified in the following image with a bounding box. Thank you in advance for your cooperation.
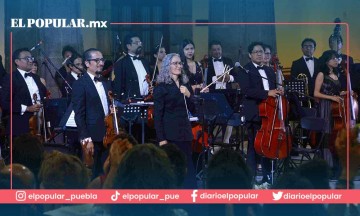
[254,59,292,159]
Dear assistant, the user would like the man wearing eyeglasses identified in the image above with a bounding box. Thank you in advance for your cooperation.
[0,48,47,136]
[290,38,320,100]
[63,54,84,99]
[238,42,282,185]
[113,33,151,101]
[72,48,111,177]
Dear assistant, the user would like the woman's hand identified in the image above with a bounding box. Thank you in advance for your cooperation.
[331,95,342,103]
[180,85,191,97]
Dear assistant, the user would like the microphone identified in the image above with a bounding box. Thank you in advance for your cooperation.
[235,62,249,73]
[30,40,43,51]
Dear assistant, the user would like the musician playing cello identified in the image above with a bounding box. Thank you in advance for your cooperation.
[313,50,344,175]
[237,42,282,184]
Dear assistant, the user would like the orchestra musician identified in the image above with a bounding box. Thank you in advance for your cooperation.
[56,45,79,98]
[31,60,46,87]
[150,43,166,78]
[113,33,151,101]
[62,54,84,98]
[262,44,273,68]
[179,39,206,94]
[313,50,345,173]
[290,38,320,102]
[238,42,283,184]
[0,48,47,137]
[72,48,111,177]
[153,53,197,188]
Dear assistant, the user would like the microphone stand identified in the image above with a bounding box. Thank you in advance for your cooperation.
[38,48,72,95]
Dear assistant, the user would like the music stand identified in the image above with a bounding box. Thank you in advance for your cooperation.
[285,80,306,102]
[121,102,152,144]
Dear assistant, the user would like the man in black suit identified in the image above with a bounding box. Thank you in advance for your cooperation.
[238,42,282,184]
[113,33,151,100]
[1,48,47,137]
[62,54,84,99]
[72,48,111,177]
[206,40,238,143]
[206,40,237,91]
[56,45,78,98]
[290,38,320,101]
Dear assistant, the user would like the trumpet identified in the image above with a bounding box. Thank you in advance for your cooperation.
[297,73,311,108]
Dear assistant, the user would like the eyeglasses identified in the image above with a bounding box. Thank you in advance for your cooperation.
[132,41,142,45]
[264,52,271,55]
[170,62,183,66]
[74,63,83,67]
[87,58,105,64]
[330,57,340,61]
[251,50,264,55]
[18,56,34,62]
[302,45,314,49]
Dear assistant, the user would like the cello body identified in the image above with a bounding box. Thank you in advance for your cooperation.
[254,96,291,159]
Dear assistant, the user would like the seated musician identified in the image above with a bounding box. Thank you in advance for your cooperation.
[313,50,345,175]
[238,42,282,184]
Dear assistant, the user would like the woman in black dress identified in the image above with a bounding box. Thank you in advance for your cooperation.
[154,53,197,188]
[314,50,345,169]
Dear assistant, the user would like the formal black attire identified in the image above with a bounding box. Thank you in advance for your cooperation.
[337,54,354,91]
[72,72,111,177]
[238,62,277,181]
[113,55,151,100]
[153,81,196,188]
[1,70,47,136]
[206,57,236,91]
[290,56,320,98]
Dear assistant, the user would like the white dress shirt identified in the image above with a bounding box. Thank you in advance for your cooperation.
[129,54,149,96]
[211,57,234,89]
[87,72,109,116]
[252,63,269,91]
[303,55,315,78]
[18,69,40,115]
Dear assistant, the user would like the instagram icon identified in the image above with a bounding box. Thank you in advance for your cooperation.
[16,191,27,201]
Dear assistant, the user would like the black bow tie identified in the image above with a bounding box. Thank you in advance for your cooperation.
[213,58,222,62]
[94,76,102,82]
[132,56,141,61]
[257,66,265,70]
[305,57,313,61]
[77,74,81,78]
[24,72,33,78]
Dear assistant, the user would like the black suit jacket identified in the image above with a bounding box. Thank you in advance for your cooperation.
[206,57,236,91]
[61,72,78,99]
[290,57,320,97]
[72,72,111,142]
[153,81,194,142]
[1,70,47,136]
[113,55,151,100]
[238,63,276,123]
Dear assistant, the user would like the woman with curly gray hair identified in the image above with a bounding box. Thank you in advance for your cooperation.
[154,53,197,188]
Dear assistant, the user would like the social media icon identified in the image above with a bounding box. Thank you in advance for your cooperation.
[272,191,283,201]
[111,190,121,201]
[191,190,198,203]
[16,191,27,201]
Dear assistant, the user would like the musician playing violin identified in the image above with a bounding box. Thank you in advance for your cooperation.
[238,42,283,184]
[314,50,344,170]
[1,48,46,137]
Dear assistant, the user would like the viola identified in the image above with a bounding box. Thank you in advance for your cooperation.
[254,57,292,159]
[103,91,122,148]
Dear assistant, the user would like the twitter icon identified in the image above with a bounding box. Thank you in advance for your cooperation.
[272,191,283,201]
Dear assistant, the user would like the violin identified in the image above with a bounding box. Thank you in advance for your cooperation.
[29,94,42,138]
[254,57,292,159]
[103,91,122,148]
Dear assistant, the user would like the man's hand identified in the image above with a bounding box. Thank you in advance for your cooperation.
[268,89,283,97]
[85,141,94,155]
[26,104,42,112]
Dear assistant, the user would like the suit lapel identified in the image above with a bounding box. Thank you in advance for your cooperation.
[15,70,33,104]
[83,73,103,106]
[300,58,312,78]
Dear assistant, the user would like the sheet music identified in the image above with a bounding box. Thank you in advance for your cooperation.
[65,111,77,127]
